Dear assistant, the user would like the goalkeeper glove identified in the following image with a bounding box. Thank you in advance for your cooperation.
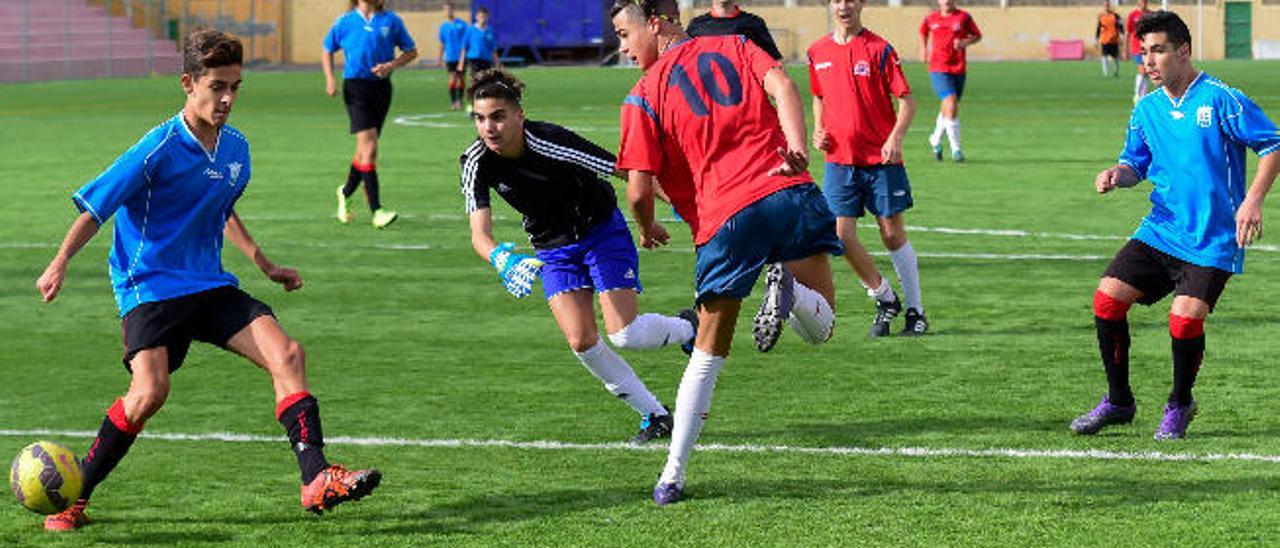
[489,242,544,298]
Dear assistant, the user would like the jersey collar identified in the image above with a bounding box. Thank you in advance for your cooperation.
[710,5,741,18]
[177,111,221,163]
[1162,71,1204,108]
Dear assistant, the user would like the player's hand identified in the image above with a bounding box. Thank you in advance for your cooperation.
[638,221,670,249]
[953,38,967,51]
[36,262,66,303]
[1236,197,1264,248]
[490,242,544,298]
[769,147,809,177]
[812,128,831,152]
[267,265,303,291]
[880,137,904,165]
[325,78,338,97]
[1095,167,1123,194]
[456,61,466,72]
[372,63,394,79]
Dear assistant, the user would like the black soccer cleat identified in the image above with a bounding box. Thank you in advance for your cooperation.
[900,308,928,337]
[869,293,902,338]
[629,409,673,444]
[676,308,699,356]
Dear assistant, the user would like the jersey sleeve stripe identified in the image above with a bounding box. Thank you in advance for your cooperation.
[623,95,659,125]
[72,192,103,224]
[525,132,615,175]
[1259,142,1280,157]
[461,141,485,213]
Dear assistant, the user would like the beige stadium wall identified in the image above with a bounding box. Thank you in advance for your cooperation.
[280,1,1277,65]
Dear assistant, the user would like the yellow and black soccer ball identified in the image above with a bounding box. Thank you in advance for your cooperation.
[10,441,83,515]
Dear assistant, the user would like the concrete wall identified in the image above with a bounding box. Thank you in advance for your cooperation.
[279,1,1280,64]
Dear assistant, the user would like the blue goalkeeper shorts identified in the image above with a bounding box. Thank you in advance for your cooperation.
[536,209,642,300]
[929,71,966,100]
[694,184,843,303]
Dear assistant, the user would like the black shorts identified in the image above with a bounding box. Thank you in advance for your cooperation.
[469,58,493,74]
[444,60,464,76]
[1102,239,1232,310]
[343,77,393,134]
[1101,43,1120,57]
[120,286,274,373]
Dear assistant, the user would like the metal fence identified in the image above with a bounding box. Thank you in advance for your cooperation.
[0,0,282,83]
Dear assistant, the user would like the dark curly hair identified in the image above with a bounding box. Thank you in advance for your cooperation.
[468,68,525,106]
[1136,11,1192,50]
[181,29,243,77]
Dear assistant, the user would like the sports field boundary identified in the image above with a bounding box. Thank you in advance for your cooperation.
[3,428,1279,465]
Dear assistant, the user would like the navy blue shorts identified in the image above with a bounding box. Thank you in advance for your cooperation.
[822,163,913,219]
[694,184,843,303]
[929,71,966,100]
[536,209,642,300]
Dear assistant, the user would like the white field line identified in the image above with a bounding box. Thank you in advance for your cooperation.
[2,428,1278,465]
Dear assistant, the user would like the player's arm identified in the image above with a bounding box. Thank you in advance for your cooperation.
[1095,164,1141,193]
[811,93,830,152]
[882,94,916,165]
[224,211,302,291]
[959,16,982,49]
[321,50,338,97]
[1236,151,1280,247]
[918,26,930,63]
[627,170,670,249]
[372,48,418,79]
[469,207,543,298]
[35,212,100,303]
[762,67,809,176]
[469,207,499,260]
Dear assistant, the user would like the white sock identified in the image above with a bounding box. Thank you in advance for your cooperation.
[889,241,923,313]
[944,118,961,152]
[1100,56,1108,76]
[788,280,835,344]
[868,277,896,303]
[928,113,945,148]
[608,313,694,350]
[658,349,725,487]
[573,339,665,417]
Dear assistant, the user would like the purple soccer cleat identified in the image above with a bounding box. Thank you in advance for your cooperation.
[1154,400,1198,441]
[653,482,683,506]
[1070,396,1136,435]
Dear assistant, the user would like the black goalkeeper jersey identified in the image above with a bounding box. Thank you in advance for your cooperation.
[686,10,783,61]
[460,120,619,250]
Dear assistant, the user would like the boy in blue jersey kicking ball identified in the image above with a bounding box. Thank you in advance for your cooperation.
[35,30,380,531]
[1072,11,1280,441]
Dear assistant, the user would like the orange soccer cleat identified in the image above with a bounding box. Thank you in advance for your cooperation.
[300,465,381,514]
[44,500,90,531]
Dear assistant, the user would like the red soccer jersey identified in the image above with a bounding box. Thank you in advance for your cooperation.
[808,29,911,166]
[1127,9,1145,55]
[919,9,981,74]
[617,35,812,246]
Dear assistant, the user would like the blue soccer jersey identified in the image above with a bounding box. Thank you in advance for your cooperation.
[323,9,416,80]
[439,18,467,63]
[1119,72,1280,273]
[463,25,497,60]
[72,113,252,317]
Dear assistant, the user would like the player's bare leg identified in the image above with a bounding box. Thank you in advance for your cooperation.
[48,350,170,531]
[550,289,674,443]
[1071,277,1142,435]
[835,217,900,337]
[877,215,926,336]
[226,316,380,514]
[655,296,741,505]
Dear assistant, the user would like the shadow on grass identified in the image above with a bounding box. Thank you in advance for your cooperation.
[724,414,1069,445]
[371,485,645,536]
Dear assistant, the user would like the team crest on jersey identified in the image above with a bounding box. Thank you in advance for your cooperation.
[228,162,243,185]
[853,61,870,76]
[381,26,391,38]
[1196,106,1213,128]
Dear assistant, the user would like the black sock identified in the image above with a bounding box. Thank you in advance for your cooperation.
[342,164,361,196]
[1170,334,1204,406]
[450,87,459,103]
[1095,316,1133,406]
[361,168,383,211]
[277,393,330,484]
[80,400,141,501]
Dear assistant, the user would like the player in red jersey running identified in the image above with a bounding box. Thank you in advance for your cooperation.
[809,0,927,337]
[919,0,981,162]
[1126,0,1154,102]
[612,0,843,506]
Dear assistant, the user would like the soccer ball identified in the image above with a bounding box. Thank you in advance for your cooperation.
[9,441,83,515]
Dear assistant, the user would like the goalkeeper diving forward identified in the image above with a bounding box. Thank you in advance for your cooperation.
[459,69,697,443]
